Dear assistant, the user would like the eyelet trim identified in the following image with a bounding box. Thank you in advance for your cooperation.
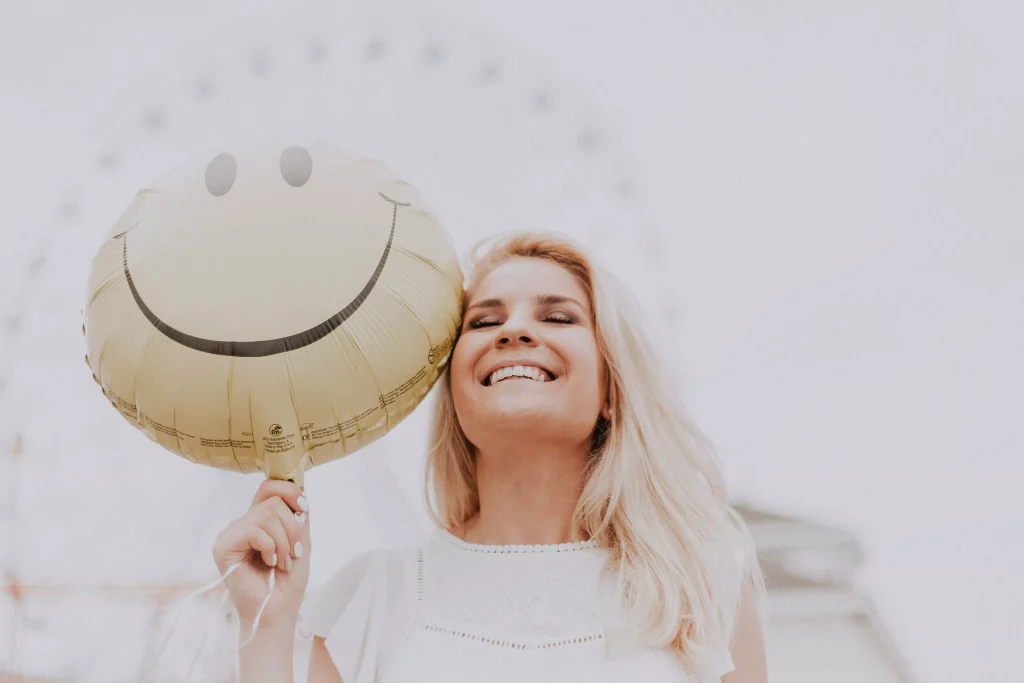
[416,548,425,601]
[419,623,604,650]
[440,530,599,554]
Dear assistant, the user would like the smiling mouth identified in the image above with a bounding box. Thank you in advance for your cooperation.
[483,365,557,386]
[117,191,405,357]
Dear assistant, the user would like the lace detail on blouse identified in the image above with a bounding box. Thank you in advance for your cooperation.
[420,624,603,650]
[438,530,600,554]
[413,531,609,650]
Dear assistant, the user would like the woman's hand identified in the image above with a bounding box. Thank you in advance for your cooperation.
[212,478,311,630]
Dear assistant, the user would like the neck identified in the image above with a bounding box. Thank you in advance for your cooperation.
[460,440,590,546]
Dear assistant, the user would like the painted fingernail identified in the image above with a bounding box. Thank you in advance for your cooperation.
[268,552,278,567]
[296,512,307,528]
[293,541,304,558]
[297,496,309,512]
[286,555,293,571]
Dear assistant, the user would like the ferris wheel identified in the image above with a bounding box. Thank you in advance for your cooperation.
[0,4,678,680]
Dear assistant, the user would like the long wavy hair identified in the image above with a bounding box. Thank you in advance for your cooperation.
[424,232,767,677]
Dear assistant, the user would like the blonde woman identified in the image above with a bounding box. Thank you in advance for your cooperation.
[214,233,769,683]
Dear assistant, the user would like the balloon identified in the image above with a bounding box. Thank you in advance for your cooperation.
[83,140,463,485]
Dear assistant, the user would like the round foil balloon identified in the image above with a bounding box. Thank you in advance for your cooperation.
[83,140,463,484]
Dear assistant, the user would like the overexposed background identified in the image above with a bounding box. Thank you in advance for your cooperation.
[1,1,1022,682]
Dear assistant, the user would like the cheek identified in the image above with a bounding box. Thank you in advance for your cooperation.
[571,341,606,400]
[449,337,479,396]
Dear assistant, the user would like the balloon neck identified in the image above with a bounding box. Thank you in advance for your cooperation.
[265,452,310,488]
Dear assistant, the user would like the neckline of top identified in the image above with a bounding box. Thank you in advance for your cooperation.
[436,528,601,554]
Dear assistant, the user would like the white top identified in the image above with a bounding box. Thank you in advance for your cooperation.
[295,529,736,683]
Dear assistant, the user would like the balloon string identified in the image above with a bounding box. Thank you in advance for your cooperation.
[144,559,237,677]
[239,564,276,648]
[183,588,232,683]
[146,559,242,675]
[148,557,277,680]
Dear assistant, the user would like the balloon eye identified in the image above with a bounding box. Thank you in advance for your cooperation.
[205,153,237,197]
[280,146,313,187]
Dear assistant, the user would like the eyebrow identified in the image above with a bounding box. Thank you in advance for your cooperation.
[466,294,587,312]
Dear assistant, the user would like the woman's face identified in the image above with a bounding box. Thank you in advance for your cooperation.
[451,257,607,449]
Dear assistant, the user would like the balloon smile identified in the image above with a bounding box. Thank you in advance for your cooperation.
[118,191,405,357]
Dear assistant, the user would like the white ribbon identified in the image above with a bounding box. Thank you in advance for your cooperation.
[146,558,278,681]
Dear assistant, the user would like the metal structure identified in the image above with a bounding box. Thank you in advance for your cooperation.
[741,505,917,682]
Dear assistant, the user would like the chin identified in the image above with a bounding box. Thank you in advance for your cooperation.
[454,381,599,447]
[463,404,596,450]
[478,402,557,429]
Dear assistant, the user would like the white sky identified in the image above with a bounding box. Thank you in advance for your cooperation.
[1,1,1022,682]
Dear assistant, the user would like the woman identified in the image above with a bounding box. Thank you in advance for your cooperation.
[213,233,769,683]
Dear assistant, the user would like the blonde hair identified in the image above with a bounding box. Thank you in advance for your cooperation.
[424,232,767,677]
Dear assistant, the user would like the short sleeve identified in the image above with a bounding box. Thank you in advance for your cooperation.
[701,540,746,681]
[707,646,735,680]
[296,547,416,683]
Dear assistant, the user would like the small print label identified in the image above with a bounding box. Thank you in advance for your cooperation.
[199,437,254,449]
[108,390,137,418]
[300,404,383,443]
[428,337,454,365]
[262,423,296,454]
[379,367,427,407]
[139,413,195,440]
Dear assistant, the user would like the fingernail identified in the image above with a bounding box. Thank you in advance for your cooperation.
[286,555,293,571]
[297,496,309,512]
[293,541,304,558]
[296,512,307,528]
[269,552,278,567]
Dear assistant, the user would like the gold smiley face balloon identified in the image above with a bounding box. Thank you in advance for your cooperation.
[83,140,463,485]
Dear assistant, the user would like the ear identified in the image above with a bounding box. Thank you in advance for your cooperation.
[601,402,611,420]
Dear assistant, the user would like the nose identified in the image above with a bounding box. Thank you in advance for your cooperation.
[495,316,539,348]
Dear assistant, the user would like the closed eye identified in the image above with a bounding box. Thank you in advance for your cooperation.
[466,312,576,329]
[544,311,576,324]
[466,316,500,329]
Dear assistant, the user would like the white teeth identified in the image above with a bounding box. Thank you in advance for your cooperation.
[488,365,550,385]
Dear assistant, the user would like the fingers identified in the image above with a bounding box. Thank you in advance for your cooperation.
[265,496,307,570]
[245,525,279,570]
[213,478,312,580]
[218,478,310,574]
[259,504,292,571]
[250,478,308,518]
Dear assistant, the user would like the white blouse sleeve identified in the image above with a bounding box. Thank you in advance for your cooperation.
[702,539,749,681]
[295,547,416,683]
[706,646,735,680]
